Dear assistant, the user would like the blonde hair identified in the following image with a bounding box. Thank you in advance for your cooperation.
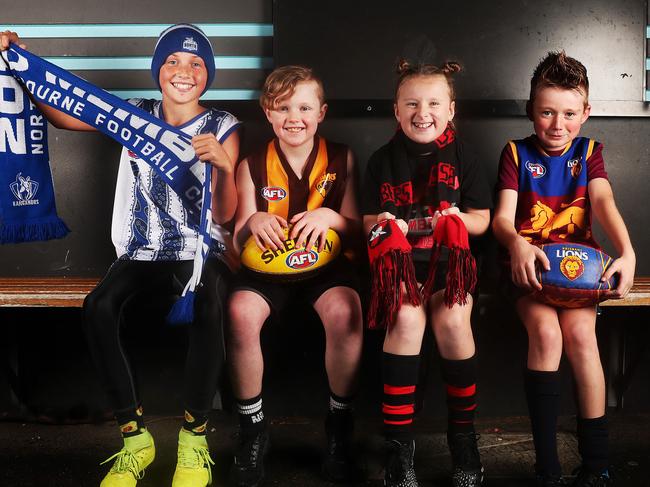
[260,65,325,110]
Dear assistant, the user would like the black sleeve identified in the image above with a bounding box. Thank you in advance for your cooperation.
[360,148,385,216]
[458,142,493,210]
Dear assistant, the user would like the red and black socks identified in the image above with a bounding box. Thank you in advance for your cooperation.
[382,352,420,441]
[525,368,562,477]
[441,356,478,436]
[115,405,146,438]
[577,415,609,475]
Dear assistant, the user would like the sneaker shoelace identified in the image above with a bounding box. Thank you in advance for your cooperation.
[100,448,146,480]
[178,444,215,484]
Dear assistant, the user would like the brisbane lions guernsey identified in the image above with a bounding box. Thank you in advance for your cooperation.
[111,99,240,265]
[497,135,608,247]
[247,136,348,219]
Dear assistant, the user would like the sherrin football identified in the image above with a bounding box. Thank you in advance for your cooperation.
[240,227,341,281]
[534,243,619,308]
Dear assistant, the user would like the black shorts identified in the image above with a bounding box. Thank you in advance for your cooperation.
[498,263,534,304]
[233,257,360,313]
[414,259,445,292]
[414,258,476,296]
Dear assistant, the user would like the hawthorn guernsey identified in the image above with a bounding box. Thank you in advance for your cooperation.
[241,228,341,280]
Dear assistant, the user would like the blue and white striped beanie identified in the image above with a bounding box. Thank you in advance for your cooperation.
[151,24,215,95]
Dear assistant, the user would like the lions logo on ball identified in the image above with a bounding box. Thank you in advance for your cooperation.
[286,249,319,269]
[559,255,585,281]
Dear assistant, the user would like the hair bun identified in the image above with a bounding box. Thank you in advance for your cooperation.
[441,61,462,75]
[396,58,414,76]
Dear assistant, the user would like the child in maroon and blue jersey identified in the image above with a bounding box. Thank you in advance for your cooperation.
[498,133,607,248]
[493,51,635,487]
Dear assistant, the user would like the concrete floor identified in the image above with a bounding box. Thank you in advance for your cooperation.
[1,411,648,486]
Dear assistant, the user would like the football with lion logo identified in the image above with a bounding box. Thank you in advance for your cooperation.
[534,243,618,308]
[240,227,341,281]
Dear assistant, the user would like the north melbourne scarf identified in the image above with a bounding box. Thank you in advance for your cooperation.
[0,51,69,243]
[1,44,222,324]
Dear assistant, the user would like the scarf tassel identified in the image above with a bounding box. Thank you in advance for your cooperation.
[166,167,213,326]
[0,218,70,244]
[167,290,196,326]
[368,249,421,330]
[424,245,477,308]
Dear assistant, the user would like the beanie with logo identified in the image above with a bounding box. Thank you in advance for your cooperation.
[150,23,215,95]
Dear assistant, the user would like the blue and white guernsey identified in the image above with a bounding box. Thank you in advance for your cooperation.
[112,99,240,267]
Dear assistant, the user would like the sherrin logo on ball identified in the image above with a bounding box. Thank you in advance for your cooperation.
[241,227,341,281]
[534,243,618,308]
[261,186,287,201]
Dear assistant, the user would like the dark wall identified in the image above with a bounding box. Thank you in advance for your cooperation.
[275,0,646,102]
[1,1,648,277]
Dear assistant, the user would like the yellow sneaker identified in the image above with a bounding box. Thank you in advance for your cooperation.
[171,429,215,487]
[99,430,155,487]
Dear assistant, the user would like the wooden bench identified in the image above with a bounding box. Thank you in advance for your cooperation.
[0,277,100,308]
[0,277,100,410]
[1,276,646,411]
[599,277,650,408]
[0,276,224,412]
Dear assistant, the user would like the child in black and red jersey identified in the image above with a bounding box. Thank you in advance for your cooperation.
[228,65,363,486]
[492,51,635,487]
[362,60,492,487]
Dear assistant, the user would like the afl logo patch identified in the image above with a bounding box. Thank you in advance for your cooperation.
[286,249,319,269]
[525,161,546,179]
[261,186,287,201]
[559,255,585,281]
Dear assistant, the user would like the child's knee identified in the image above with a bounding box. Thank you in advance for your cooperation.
[563,324,598,356]
[389,307,426,342]
[432,310,470,338]
[527,320,563,353]
[228,293,268,339]
[323,301,362,333]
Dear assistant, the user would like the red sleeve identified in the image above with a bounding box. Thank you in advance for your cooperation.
[587,142,608,181]
[496,142,519,191]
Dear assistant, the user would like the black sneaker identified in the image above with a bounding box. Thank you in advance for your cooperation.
[536,473,568,486]
[571,467,612,487]
[232,427,270,487]
[448,432,484,487]
[322,411,356,482]
[384,439,418,487]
